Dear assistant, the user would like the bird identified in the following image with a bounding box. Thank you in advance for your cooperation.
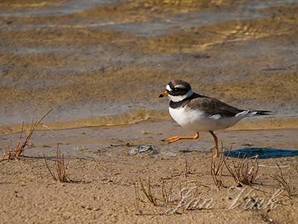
[159,80,271,158]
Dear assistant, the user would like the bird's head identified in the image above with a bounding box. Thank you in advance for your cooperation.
[159,80,193,102]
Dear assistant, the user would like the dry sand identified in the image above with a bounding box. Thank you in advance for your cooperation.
[0,121,298,223]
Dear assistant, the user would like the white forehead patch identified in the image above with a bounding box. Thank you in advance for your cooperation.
[175,84,185,89]
[166,84,172,91]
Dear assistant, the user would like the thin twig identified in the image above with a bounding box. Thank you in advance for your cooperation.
[44,144,70,183]
[224,155,259,186]
[271,163,296,198]
[1,109,52,161]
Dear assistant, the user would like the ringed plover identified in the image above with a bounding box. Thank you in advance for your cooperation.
[159,80,271,157]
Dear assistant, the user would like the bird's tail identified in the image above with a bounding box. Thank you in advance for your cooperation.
[248,110,272,116]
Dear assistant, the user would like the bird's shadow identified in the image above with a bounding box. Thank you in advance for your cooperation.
[225,147,298,159]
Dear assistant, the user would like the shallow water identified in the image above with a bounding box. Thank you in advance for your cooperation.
[0,0,297,133]
[0,0,121,17]
[226,147,298,159]
[109,2,266,37]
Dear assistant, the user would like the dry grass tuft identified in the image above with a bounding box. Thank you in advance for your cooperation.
[1,109,52,162]
[134,177,178,215]
[44,144,70,183]
[210,153,226,189]
[136,177,159,206]
[271,163,297,198]
[134,176,211,215]
[224,155,259,187]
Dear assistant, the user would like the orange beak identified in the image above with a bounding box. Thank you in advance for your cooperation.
[159,90,168,98]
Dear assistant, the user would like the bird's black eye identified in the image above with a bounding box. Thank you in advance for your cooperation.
[174,87,185,92]
[169,87,188,96]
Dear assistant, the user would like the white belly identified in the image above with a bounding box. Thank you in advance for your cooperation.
[169,106,243,131]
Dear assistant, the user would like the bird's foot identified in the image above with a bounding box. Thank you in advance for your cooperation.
[163,136,181,143]
[213,152,220,159]
[162,133,200,144]
[209,146,220,159]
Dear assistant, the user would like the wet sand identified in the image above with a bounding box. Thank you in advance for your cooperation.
[1,120,298,158]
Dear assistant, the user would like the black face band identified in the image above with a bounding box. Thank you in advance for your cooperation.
[168,88,189,96]
[167,82,189,96]
[168,82,175,90]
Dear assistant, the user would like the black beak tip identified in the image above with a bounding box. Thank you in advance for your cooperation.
[159,94,164,98]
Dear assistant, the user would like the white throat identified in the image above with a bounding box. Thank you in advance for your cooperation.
[168,90,193,102]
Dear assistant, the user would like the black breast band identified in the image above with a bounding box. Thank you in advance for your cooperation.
[169,93,202,109]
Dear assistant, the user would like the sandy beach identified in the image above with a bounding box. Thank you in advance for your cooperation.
[0,0,298,223]
[1,121,298,223]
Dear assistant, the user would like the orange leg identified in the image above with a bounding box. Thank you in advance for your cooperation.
[209,131,219,158]
[164,132,199,144]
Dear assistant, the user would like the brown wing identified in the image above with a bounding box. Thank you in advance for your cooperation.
[187,95,243,117]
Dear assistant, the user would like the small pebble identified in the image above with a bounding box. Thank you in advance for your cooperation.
[128,144,159,156]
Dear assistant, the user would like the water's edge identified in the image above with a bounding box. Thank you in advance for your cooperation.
[1,110,297,135]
